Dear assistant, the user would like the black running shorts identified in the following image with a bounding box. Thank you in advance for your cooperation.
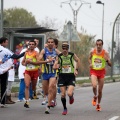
[58,73,76,87]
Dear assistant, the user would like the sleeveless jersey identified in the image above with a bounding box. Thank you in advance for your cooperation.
[25,51,38,71]
[58,52,74,73]
[42,48,57,73]
[92,49,106,70]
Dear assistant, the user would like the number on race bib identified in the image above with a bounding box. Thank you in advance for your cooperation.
[94,63,102,68]
[62,65,71,73]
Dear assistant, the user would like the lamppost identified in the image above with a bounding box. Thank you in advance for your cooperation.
[111,13,120,80]
[96,0,104,41]
[0,0,3,37]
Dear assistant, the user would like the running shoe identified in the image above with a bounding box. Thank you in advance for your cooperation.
[92,96,97,106]
[96,104,101,111]
[62,109,67,115]
[24,102,29,108]
[0,104,8,108]
[50,101,54,107]
[45,106,50,114]
[41,100,47,105]
[32,95,39,99]
[50,100,57,107]
[16,99,23,102]
[69,96,74,104]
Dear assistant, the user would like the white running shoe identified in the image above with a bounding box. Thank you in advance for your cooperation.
[1,104,8,108]
[41,100,47,105]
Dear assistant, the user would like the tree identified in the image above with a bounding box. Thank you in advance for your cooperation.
[3,7,38,27]
[39,17,62,40]
[69,33,96,76]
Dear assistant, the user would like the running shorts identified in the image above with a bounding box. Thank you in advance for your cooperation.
[24,70,39,80]
[42,73,56,80]
[90,69,106,79]
[58,73,76,87]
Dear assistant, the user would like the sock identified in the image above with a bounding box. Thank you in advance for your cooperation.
[61,97,67,109]
[69,94,73,99]
[47,106,50,109]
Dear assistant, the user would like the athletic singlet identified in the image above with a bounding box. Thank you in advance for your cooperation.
[58,52,74,73]
[25,51,39,71]
[92,48,106,70]
[42,48,57,73]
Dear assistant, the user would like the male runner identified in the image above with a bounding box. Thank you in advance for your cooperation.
[39,38,60,114]
[53,42,80,115]
[22,40,51,108]
[88,39,111,111]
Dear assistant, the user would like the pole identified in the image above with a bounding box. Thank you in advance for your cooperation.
[61,0,90,30]
[67,21,72,51]
[111,13,120,80]
[0,0,3,37]
[102,3,104,41]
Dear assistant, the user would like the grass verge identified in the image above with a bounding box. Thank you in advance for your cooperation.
[76,76,120,85]
[12,87,19,93]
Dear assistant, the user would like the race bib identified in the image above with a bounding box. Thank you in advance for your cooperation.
[62,65,71,73]
[94,62,102,68]
[46,57,55,65]
[27,64,35,69]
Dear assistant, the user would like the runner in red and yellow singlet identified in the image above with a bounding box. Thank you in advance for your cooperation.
[89,39,112,111]
[22,40,51,108]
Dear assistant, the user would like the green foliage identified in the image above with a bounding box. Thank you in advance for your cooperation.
[39,17,60,39]
[76,76,120,85]
[3,7,38,27]
[70,33,96,76]
[11,87,19,93]
[76,79,90,84]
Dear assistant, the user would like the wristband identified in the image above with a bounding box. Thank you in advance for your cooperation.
[76,69,78,71]
[106,60,108,63]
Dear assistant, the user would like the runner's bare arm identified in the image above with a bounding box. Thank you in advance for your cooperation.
[55,49,61,55]
[104,51,112,67]
[27,49,52,65]
[88,50,93,68]
[73,54,80,70]
[22,53,27,66]
[88,51,92,64]
[53,56,59,69]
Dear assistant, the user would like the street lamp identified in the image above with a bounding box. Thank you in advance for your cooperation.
[96,0,104,41]
[0,0,4,37]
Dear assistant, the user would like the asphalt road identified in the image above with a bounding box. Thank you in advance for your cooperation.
[0,82,120,120]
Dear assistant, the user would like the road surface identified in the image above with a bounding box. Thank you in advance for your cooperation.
[0,82,120,120]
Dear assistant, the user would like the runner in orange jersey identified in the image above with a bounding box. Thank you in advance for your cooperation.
[88,39,112,111]
[22,40,52,108]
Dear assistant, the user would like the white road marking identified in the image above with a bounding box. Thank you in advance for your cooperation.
[109,116,119,120]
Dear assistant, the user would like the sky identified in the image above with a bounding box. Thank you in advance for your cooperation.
[3,0,120,49]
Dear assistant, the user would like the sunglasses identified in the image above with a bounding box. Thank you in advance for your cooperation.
[62,48,68,50]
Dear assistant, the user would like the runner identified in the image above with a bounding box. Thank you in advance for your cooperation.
[53,42,80,115]
[88,39,112,111]
[50,38,61,107]
[22,40,51,108]
[39,38,60,114]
